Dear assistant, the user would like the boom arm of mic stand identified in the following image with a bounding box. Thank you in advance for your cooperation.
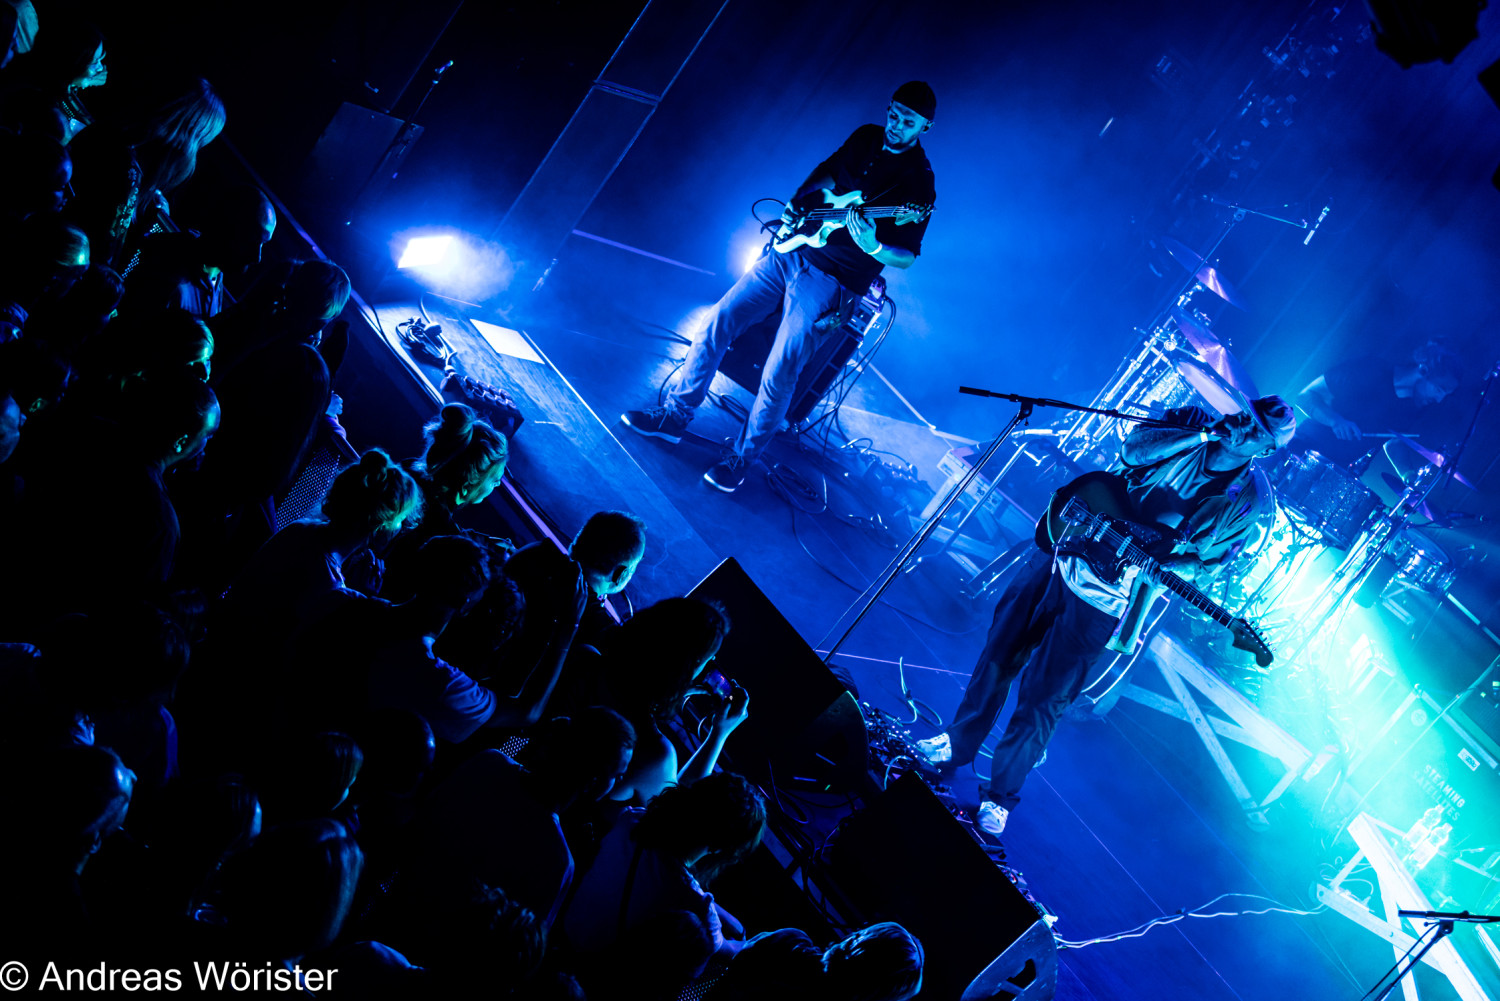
[958,387,1210,433]
[820,401,1034,666]
[1397,909,1500,923]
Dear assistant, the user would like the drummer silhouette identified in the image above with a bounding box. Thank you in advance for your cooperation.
[1294,341,1460,465]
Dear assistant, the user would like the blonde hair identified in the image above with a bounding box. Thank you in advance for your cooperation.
[418,403,508,504]
[135,78,226,195]
[321,448,422,534]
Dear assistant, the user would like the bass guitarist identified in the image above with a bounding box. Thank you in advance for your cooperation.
[622,82,937,492]
[916,396,1297,834]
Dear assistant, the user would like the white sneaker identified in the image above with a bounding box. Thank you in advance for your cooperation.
[976,801,1009,835]
[914,733,952,766]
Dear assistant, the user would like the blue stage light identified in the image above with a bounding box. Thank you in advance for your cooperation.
[397,234,455,270]
[739,241,765,275]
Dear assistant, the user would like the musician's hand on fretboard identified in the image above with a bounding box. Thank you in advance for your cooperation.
[1163,555,1205,584]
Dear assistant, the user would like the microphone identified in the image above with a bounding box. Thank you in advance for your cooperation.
[1442,511,1487,525]
[1303,202,1331,245]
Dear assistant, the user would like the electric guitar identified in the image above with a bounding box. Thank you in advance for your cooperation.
[772,189,932,253]
[1035,471,1274,667]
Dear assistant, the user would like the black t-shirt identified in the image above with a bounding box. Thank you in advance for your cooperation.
[799,124,935,292]
[1303,359,1423,464]
[1323,360,1412,434]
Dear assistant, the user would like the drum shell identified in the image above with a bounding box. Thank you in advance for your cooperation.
[1272,451,1380,549]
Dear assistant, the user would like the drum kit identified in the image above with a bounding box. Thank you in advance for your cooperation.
[1067,236,1480,629]
[1060,240,1259,459]
[1264,439,1472,606]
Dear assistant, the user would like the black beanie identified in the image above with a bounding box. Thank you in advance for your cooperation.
[891,81,936,120]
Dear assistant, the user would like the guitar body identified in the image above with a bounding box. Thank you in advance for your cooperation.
[1035,470,1275,667]
[772,189,933,254]
[1034,470,1176,571]
[773,189,869,253]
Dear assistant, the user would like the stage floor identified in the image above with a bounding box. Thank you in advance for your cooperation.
[344,288,1496,1001]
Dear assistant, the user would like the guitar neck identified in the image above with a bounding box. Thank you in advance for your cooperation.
[1154,569,1232,626]
[1088,519,1232,625]
[803,205,909,220]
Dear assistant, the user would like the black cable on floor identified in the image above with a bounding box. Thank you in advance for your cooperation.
[765,461,984,639]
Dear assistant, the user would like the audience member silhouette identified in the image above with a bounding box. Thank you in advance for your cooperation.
[382,402,510,602]
[218,447,420,642]
[178,450,419,773]
[174,334,328,593]
[709,922,925,1001]
[0,213,89,340]
[259,731,363,828]
[1,373,218,623]
[121,184,275,319]
[210,819,363,977]
[572,509,647,603]
[129,76,225,215]
[22,262,124,362]
[207,258,350,382]
[568,508,646,649]
[3,744,135,964]
[404,706,634,935]
[34,603,190,805]
[59,123,139,270]
[577,597,748,807]
[0,128,72,227]
[334,883,545,996]
[361,534,572,741]
[565,770,766,969]
[0,20,107,141]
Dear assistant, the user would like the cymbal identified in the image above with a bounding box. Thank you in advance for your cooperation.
[1380,472,1445,521]
[1383,436,1475,490]
[1167,348,1243,416]
[1170,306,1222,355]
[1163,237,1249,309]
[1170,308,1260,399]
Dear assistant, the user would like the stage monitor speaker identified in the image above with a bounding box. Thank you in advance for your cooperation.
[686,558,867,789]
[294,103,424,236]
[826,773,1057,1001]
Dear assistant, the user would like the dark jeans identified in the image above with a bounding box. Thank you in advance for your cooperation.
[948,548,1116,809]
[663,249,844,461]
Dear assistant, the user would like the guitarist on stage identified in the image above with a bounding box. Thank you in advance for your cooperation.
[915,396,1297,835]
[621,82,937,492]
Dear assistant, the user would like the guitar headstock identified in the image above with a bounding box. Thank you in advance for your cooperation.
[1229,618,1274,668]
[894,203,933,225]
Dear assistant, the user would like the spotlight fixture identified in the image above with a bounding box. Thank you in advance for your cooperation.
[397,234,455,270]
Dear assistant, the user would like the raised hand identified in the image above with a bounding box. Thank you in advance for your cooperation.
[1331,415,1363,441]
[710,681,750,736]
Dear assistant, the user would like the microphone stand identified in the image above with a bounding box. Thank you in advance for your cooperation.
[819,389,1206,666]
[901,389,1210,574]
[1432,358,1498,495]
[1366,909,1499,1001]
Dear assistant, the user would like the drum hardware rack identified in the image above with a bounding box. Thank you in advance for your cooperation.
[1277,359,1498,676]
[1277,465,1438,668]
